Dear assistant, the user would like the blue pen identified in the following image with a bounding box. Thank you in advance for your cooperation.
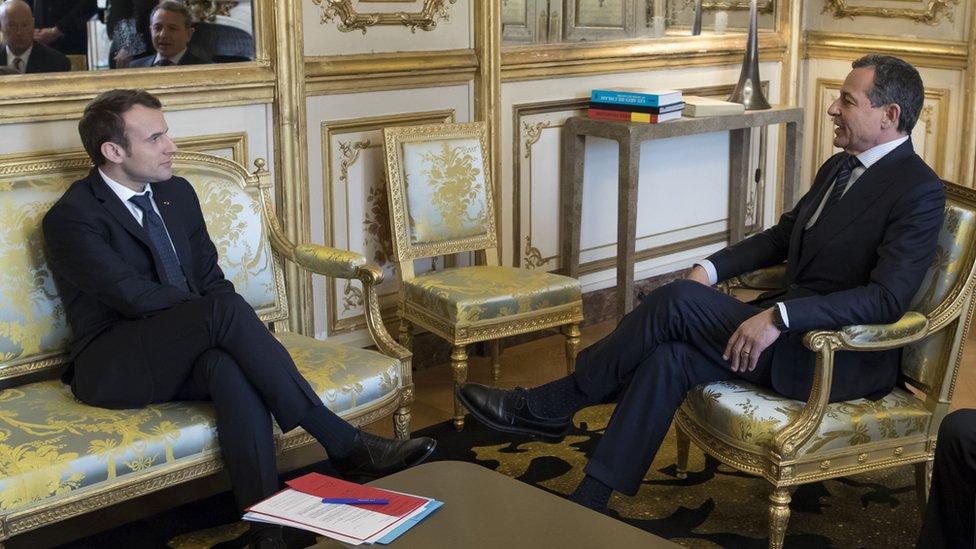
[321,498,389,505]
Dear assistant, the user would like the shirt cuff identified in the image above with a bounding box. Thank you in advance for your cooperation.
[776,302,790,328]
[695,260,719,286]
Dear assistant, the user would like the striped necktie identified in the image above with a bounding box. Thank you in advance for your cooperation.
[128,193,189,292]
[12,57,23,73]
[814,153,861,226]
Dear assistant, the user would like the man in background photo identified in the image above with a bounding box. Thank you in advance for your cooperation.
[0,0,70,73]
[129,1,206,68]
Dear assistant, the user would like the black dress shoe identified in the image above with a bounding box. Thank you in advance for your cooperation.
[456,383,571,441]
[332,431,436,480]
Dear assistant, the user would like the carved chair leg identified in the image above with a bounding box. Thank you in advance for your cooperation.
[393,405,412,440]
[915,459,933,516]
[451,344,469,431]
[398,319,414,351]
[490,339,502,381]
[561,322,581,375]
[675,426,690,479]
[768,486,792,549]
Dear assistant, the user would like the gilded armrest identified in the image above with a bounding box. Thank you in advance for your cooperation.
[734,263,787,290]
[294,244,368,280]
[771,311,929,459]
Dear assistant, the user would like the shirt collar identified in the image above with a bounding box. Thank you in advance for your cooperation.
[98,168,153,203]
[6,44,32,65]
[853,135,910,169]
[155,48,187,66]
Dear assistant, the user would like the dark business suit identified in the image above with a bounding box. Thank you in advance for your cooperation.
[573,139,946,495]
[128,50,207,68]
[42,169,325,509]
[918,409,976,548]
[27,0,98,55]
[0,41,71,73]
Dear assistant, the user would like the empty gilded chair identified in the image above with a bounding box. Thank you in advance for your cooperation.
[382,121,583,430]
[673,181,976,549]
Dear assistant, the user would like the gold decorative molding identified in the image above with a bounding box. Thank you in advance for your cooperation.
[305,50,478,95]
[502,32,787,81]
[175,132,249,166]
[519,120,553,269]
[804,31,968,70]
[321,110,455,336]
[702,0,775,13]
[821,0,959,25]
[312,0,458,33]
[185,0,239,21]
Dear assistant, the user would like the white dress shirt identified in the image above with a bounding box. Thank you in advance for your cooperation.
[696,135,912,328]
[98,169,180,256]
[5,44,32,73]
[152,48,187,66]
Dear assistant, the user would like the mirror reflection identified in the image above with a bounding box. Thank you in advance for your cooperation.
[0,0,253,75]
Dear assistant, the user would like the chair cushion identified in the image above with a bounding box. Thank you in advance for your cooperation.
[402,265,582,325]
[680,380,930,456]
[0,332,401,516]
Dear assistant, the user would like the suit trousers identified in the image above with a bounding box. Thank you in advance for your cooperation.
[918,409,976,549]
[573,280,776,495]
[73,292,324,509]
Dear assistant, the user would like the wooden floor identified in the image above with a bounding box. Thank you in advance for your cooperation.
[369,318,976,436]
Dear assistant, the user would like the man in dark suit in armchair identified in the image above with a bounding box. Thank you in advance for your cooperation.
[0,0,70,73]
[459,54,946,513]
[129,1,206,68]
[42,89,436,548]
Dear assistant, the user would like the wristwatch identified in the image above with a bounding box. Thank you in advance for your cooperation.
[771,305,789,332]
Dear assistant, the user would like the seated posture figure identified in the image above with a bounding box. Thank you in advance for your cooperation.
[0,0,70,74]
[42,89,436,548]
[129,1,206,68]
[459,54,946,513]
[918,409,976,548]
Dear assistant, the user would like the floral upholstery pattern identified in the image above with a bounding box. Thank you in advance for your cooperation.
[0,173,79,369]
[902,202,976,388]
[403,265,582,325]
[182,164,280,318]
[401,138,490,245]
[681,380,930,455]
[0,334,400,516]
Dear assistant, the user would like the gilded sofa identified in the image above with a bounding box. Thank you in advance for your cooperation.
[673,181,976,548]
[0,151,413,542]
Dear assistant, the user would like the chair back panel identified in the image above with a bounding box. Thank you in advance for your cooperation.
[902,184,976,398]
[384,122,498,262]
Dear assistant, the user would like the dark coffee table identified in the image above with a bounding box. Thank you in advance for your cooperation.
[313,460,680,548]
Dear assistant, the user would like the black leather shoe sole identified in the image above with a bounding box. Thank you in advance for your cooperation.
[455,386,571,442]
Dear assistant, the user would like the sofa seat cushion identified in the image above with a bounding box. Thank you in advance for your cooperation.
[0,380,220,515]
[275,331,403,415]
[402,265,581,325]
[680,380,930,456]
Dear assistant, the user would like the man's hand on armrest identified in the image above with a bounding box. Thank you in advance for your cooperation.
[688,264,711,286]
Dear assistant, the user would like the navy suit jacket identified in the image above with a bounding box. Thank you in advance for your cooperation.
[128,50,207,68]
[0,41,71,73]
[42,170,234,376]
[706,139,945,402]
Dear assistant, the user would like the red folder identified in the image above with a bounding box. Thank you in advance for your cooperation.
[286,472,426,517]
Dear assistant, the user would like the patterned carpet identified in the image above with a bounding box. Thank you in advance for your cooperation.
[62,404,923,548]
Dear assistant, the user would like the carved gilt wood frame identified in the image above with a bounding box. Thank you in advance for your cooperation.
[821,0,959,25]
[312,0,458,33]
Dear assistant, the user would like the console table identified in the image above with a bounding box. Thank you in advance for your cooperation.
[559,106,804,318]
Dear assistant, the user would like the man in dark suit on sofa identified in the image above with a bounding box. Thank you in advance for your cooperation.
[128,1,206,68]
[1,0,70,74]
[42,89,435,548]
[459,54,946,513]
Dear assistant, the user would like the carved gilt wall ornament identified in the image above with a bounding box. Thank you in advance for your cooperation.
[701,0,775,14]
[185,0,239,21]
[821,0,959,25]
[312,0,458,33]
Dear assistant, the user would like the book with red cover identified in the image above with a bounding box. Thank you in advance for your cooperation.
[589,101,685,114]
[588,108,681,123]
[285,472,426,517]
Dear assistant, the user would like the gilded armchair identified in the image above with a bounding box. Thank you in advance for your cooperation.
[382,121,584,430]
[673,181,976,549]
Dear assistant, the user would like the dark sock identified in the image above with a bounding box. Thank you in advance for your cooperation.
[570,474,613,513]
[526,376,592,419]
[299,405,359,459]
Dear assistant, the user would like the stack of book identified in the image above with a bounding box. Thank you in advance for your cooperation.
[588,88,684,123]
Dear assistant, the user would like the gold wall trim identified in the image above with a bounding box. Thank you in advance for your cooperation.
[175,132,250,166]
[821,0,959,25]
[0,65,275,124]
[804,31,968,70]
[702,0,775,13]
[312,0,457,33]
[476,0,503,264]
[501,33,787,81]
[305,50,478,95]
[320,110,456,336]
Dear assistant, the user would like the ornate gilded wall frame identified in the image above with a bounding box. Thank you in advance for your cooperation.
[821,0,959,25]
[312,0,458,33]
[702,0,775,14]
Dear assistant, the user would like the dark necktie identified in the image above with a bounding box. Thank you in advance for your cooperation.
[156,59,174,66]
[12,57,23,74]
[128,193,189,291]
[817,154,861,222]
